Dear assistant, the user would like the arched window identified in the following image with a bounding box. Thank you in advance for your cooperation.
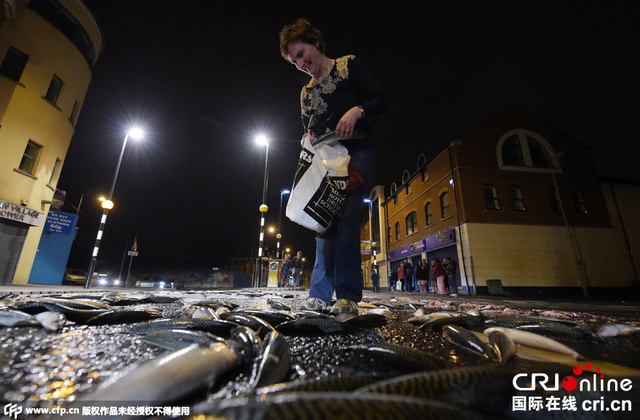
[483,184,500,210]
[440,192,451,218]
[424,202,433,226]
[571,189,587,214]
[497,130,558,171]
[405,211,417,235]
[502,135,525,166]
[509,185,525,211]
[395,221,400,241]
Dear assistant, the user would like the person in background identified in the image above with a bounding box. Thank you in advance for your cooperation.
[429,260,437,293]
[443,256,458,297]
[291,251,304,287]
[402,257,414,292]
[371,264,380,292]
[280,253,292,287]
[432,258,446,294]
[397,264,405,293]
[416,258,428,293]
[280,18,389,316]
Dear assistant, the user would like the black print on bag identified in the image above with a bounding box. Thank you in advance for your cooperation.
[303,174,348,228]
[292,147,314,188]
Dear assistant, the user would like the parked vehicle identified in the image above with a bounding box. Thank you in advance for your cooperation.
[62,268,87,286]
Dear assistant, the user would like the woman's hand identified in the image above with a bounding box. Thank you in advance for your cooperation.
[301,131,315,147]
[336,106,363,139]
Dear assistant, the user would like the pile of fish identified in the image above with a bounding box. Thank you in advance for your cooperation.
[1,289,640,419]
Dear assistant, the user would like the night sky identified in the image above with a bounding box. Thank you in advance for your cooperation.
[57,0,640,274]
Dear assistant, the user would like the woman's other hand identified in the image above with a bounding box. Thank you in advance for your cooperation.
[301,131,315,147]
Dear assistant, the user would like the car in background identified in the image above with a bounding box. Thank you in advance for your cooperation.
[94,273,122,287]
[62,268,87,286]
[136,277,174,289]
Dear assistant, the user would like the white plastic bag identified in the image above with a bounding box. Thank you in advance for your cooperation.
[286,135,350,233]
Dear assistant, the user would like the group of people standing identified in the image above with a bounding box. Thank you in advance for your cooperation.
[395,256,458,296]
[279,251,304,288]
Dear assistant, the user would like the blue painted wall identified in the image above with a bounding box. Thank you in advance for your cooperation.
[28,211,78,284]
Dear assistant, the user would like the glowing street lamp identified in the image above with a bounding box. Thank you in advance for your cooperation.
[364,197,377,282]
[254,134,270,287]
[84,127,144,288]
[277,188,290,258]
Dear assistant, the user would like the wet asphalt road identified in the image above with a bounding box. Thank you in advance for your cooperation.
[1,284,639,419]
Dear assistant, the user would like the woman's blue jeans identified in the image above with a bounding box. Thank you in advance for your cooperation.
[308,146,374,304]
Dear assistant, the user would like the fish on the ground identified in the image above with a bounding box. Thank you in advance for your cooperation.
[34,311,67,331]
[275,317,358,335]
[85,308,161,325]
[128,318,237,336]
[597,322,640,338]
[354,365,518,417]
[0,308,39,327]
[345,342,444,374]
[442,325,500,362]
[419,315,483,332]
[248,330,291,389]
[256,376,381,396]
[141,329,225,350]
[484,326,583,360]
[67,343,244,420]
[194,392,478,420]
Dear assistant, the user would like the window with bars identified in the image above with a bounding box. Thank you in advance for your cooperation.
[19,141,43,175]
[0,46,29,82]
[509,185,526,211]
[571,189,588,214]
[405,211,417,236]
[45,75,64,104]
[440,192,451,218]
[483,184,501,210]
[425,202,433,226]
[548,187,562,213]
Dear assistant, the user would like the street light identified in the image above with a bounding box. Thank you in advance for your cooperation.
[364,197,377,286]
[84,127,144,288]
[277,188,290,258]
[254,134,270,288]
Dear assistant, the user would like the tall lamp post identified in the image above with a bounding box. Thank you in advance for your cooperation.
[277,188,290,259]
[254,135,270,288]
[84,127,143,288]
[364,197,377,284]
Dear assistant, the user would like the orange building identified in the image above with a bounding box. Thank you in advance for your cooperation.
[377,107,636,297]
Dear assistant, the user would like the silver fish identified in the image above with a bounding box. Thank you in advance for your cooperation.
[0,309,39,327]
[35,311,67,331]
[128,317,236,336]
[442,325,500,362]
[484,326,583,359]
[248,330,291,389]
[142,329,225,350]
[345,342,443,374]
[67,343,242,420]
[354,365,518,417]
[199,392,477,420]
[276,317,357,335]
[597,323,640,338]
[256,376,381,396]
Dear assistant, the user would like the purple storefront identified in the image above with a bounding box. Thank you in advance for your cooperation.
[387,228,464,293]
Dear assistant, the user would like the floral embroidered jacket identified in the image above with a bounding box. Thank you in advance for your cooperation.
[300,55,389,152]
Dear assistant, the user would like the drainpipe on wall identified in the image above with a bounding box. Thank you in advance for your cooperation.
[551,153,589,297]
[447,140,473,294]
[609,183,639,284]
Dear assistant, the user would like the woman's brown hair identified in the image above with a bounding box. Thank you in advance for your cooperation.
[279,18,326,61]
